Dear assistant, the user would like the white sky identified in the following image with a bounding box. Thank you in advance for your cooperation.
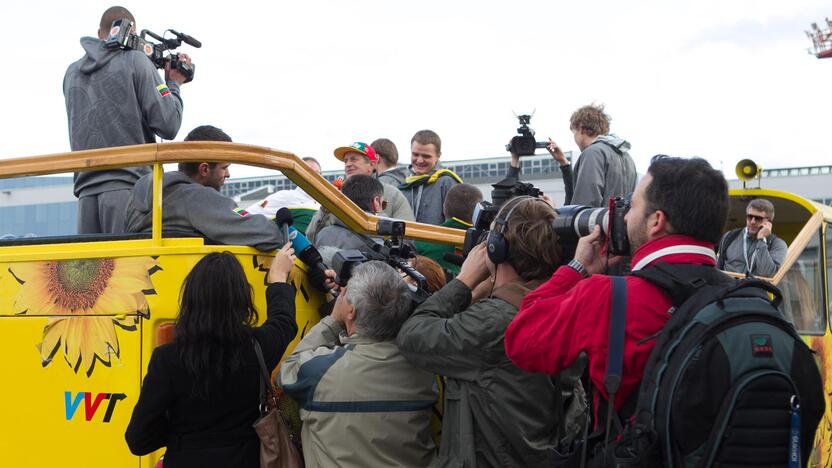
[1,0,830,179]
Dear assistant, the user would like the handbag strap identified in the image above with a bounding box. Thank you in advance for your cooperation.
[252,337,277,413]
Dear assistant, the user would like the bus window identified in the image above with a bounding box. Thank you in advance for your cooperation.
[827,223,832,333]
[780,228,825,334]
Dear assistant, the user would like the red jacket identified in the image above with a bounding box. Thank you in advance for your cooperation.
[504,235,717,411]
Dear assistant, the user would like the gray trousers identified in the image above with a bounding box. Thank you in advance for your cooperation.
[77,190,132,234]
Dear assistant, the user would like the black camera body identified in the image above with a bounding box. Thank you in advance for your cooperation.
[331,220,431,305]
[461,177,543,258]
[505,114,548,156]
[104,18,199,83]
[461,175,631,263]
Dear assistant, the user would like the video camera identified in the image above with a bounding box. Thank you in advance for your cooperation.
[505,114,549,156]
[461,176,542,258]
[331,219,431,305]
[104,18,200,83]
[461,178,631,264]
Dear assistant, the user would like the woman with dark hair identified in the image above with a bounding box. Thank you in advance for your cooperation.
[126,245,299,467]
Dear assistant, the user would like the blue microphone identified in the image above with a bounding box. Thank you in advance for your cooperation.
[287,227,315,260]
[287,226,330,292]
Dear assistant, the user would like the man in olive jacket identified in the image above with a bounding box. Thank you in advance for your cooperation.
[397,197,563,467]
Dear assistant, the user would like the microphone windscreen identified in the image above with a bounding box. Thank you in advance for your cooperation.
[275,207,294,226]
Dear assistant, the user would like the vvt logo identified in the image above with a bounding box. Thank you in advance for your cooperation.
[64,391,127,423]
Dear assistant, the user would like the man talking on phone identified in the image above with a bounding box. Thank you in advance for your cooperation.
[717,198,787,277]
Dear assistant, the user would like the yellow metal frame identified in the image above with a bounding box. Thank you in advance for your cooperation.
[0,142,465,248]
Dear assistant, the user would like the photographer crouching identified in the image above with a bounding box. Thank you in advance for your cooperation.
[504,155,728,458]
[276,261,437,468]
[396,197,564,466]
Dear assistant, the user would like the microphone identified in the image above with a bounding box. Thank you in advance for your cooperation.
[169,29,202,48]
[287,226,331,292]
[275,208,293,245]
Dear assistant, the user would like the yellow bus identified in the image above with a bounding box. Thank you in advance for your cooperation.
[1,146,830,466]
[723,182,832,467]
[0,142,463,468]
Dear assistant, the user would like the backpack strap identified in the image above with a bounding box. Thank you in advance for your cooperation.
[716,228,743,269]
[631,263,728,307]
[604,276,628,447]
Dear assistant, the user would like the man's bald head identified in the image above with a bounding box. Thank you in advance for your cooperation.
[99,6,135,37]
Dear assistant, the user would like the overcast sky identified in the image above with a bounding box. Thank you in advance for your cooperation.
[1,0,829,179]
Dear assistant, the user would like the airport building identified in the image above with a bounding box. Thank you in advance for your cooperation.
[223,153,575,209]
[2,158,831,237]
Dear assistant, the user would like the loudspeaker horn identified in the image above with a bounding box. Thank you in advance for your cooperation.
[735,159,762,188]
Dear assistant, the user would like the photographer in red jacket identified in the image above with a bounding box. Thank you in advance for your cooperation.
[505,155,728,430]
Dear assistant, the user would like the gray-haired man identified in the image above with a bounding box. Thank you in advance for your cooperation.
[717,198,788,277]
[277,261,436,468]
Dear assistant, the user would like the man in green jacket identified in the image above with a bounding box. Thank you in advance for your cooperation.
[397,197,564,467]
[415,183,483,276]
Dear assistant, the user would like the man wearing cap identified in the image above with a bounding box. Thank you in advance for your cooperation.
[306,142,414,243]
[400,130,463,225]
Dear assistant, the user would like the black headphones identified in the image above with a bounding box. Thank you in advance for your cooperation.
[486,196,552,265]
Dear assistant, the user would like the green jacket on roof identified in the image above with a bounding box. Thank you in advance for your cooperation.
[414,217,470,275]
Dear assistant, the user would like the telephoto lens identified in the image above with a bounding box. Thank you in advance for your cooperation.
[554,205,610,239]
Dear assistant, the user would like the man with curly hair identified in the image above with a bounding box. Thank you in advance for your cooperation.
[557,104,637,207]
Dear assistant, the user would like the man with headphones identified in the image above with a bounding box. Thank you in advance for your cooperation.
[397,196,564,467]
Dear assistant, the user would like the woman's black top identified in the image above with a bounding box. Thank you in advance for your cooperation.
[125,283,298,468]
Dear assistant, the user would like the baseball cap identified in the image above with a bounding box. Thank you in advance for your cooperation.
[333,142,378,163]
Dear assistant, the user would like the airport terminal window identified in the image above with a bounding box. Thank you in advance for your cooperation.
[780,228,825,334]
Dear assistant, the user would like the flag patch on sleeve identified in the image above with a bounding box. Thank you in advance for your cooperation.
[156,84,171,97]
[233,207,250,217]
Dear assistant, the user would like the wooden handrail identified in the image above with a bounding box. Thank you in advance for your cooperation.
[771,210,823,285]
[0,142,465,245]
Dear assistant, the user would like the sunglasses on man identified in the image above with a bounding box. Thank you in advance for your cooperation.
[746,214,770,223]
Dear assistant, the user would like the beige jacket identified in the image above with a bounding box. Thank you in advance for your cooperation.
[277,316,437,468]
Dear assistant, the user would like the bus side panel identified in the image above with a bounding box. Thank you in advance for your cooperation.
[0,315,141,468]
[807,335,832,467]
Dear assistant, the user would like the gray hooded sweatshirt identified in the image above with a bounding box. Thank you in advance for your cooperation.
[64,37,184,197]
[377,166,408,187]
[124,171,284,251]
[400,164,461,226]
[571,135,637,208]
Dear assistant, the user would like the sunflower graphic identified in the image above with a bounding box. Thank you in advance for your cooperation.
[808,336,832,467]
[9,256,159,377]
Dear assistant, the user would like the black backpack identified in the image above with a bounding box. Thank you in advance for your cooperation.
[596,263,825,468]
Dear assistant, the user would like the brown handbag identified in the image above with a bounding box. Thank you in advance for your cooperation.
[252,339,303,468]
